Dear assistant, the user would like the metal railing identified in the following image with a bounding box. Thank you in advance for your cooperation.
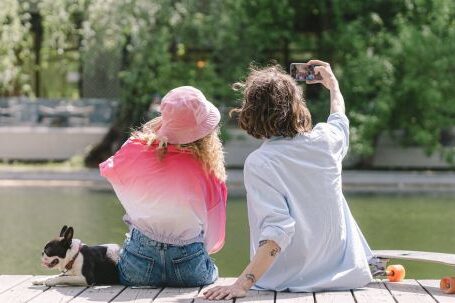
[0,97,118,127]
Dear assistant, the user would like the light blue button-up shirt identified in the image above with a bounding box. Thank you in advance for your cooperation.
[244,113,373,292]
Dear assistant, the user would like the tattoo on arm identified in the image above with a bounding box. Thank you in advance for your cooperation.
[245,273,256,284]
[259,240,282,257]
[270,247,281,257]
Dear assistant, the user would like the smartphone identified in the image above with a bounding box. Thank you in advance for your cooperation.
[290,63,322,82]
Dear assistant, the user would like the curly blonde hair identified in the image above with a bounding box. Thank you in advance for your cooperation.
[132,117,226,182]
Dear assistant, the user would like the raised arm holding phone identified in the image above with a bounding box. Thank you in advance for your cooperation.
[204,60,372,300]
[308,60,346,114]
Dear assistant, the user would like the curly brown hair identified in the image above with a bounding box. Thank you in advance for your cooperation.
[231,65,312,139]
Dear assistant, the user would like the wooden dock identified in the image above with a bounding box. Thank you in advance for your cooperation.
[1,276,455,303]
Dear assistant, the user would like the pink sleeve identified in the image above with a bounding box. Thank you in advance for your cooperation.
[99,156,120,183]
[99,139,132,184]
[205,181,228,254]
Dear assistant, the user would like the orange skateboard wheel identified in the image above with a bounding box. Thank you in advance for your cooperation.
[386,264,405,282]
[440,277,455,294]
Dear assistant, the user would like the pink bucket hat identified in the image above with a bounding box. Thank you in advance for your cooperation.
[156,86,221,145]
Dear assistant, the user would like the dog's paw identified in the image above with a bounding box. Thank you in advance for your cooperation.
[31,278,46,285]
[43,277,61,287]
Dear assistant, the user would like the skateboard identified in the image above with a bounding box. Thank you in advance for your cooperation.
[371,250,455,294]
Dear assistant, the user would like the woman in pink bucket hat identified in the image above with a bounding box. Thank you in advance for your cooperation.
[100,86,227,287]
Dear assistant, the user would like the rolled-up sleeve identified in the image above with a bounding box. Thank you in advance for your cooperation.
[244,159,296,251]
[327,112,350,159]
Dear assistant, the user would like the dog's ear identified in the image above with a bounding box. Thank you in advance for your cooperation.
[61,226,74,248]
[64,227,74,241]
[59,225,68,237]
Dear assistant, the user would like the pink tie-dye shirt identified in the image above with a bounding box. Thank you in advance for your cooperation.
[99,138,227,254]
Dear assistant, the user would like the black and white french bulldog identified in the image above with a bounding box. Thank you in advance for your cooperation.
[32,225,120,286]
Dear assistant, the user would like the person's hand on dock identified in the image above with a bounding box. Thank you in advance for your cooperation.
[204,240,282,300]
[203,280,249,300]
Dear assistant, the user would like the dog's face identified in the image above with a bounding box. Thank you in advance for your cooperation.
[41,225,73,270]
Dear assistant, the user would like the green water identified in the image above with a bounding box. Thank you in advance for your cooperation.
[1,187,455,279]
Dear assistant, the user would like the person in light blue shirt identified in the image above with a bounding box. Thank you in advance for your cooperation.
[204,60,373,300]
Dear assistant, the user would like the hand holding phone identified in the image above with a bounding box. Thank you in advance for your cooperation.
[298,59,344,114]
[290,63,323,82]
[306,60,339,91]
[291,60,339,92]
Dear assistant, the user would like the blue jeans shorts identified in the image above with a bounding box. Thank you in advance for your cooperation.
[117,228,218,287]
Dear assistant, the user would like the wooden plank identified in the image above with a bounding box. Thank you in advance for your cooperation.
[194,278,238,303]
[276,291,314,303]
[70,285,126,303]
[418,279,455,303]
[236,289,275,303]
[0,275,451,303]
[0,276,49,302]
[28,285,87,303]
[385,279,437,303]
[154,287,200,303]
[353,281,395,303]
[314,290,355,303]
[111,286,162,303]
[0,275,32,294]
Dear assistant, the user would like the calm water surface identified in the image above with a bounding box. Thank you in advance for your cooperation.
[1,187,455,279]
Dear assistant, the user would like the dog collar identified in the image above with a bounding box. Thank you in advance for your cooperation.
[63,242,82,273]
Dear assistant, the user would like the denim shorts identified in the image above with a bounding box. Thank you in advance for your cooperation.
[117,228,218,287]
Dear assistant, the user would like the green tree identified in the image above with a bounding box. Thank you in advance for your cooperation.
[388,0,455,159]
[85,0,296,165]
[0,0,32,96]
[2,0,455,166]
[300,0,455,163]
[83,0,222,165]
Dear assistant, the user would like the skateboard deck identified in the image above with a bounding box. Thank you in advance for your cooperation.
[373,250,455,266]
[372,250,455,294]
